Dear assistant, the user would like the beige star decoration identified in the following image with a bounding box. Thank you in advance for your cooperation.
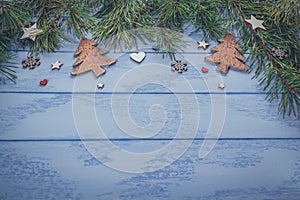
[218,83,225,89]
[97,83,105,89]
[197,40,209,49]
[51,61,63,70]
[245,15,266,30]
[20,23,43,41]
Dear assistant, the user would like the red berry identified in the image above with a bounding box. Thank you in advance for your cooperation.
[201,67,209,73]
[40,79,48,86]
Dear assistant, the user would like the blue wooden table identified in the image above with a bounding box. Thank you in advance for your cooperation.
[0,30,299,199]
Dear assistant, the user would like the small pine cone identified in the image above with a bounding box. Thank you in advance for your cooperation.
[2,5,8,14]
[50,22,55,28]
[55,14,60,20]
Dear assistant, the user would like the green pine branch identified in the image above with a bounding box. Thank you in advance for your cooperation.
[0,50,17,83]
[191,0,226,40]
[21,0,96,53]
[230,0,300,118]
[92,0,154,50]
[155,0,191,28]
[0,0,29,82]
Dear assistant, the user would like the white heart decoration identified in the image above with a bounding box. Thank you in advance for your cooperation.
[130,52,146,63]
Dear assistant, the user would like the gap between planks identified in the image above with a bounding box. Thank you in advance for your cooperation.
[7,50,214,54]
[0,91,274,95]
[0,138,300,142]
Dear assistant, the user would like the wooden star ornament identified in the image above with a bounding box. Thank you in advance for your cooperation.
[20,23,43,41]
[197,40,209,49]
[97,83,105,89]
[245,15,266,30]
[218,83,225,89]
[51,61,63,70]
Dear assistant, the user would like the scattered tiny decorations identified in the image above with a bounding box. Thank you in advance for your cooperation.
[245,15,266,30]
[218,83,225,89]
[197,40,209,49]
[72,37,116,77]
[40,79,48,86]
[272,47,288,60]
[51,61,63,70]
[22,56,41,69]
[20,23,43,41]
[201,67,209,73]
[97,83,105,89]
[130,52,146,63]
[171,60,188,73]
[205,33,249,74]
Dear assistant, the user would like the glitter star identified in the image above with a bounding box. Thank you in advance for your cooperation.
[20,23,43,41]
[245,15,266,30]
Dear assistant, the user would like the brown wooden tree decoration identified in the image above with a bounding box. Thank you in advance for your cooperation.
[205,33,249,74]
[71,37,116,77]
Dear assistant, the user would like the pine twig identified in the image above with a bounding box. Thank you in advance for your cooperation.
[231,0,296,94]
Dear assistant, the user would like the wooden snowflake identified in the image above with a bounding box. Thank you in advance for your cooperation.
[171,60,188,73]
[22,56,41,69]
[272,47,288,60]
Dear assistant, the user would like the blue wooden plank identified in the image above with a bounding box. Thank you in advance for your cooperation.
[0,26,299,200]
[0,93,299,140]
[0,140,299,199]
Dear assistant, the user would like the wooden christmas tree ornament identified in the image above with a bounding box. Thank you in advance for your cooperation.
[205,33,249,74]
[72,38,116,77]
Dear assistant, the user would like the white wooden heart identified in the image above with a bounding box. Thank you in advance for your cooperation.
[130,52,146,63]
